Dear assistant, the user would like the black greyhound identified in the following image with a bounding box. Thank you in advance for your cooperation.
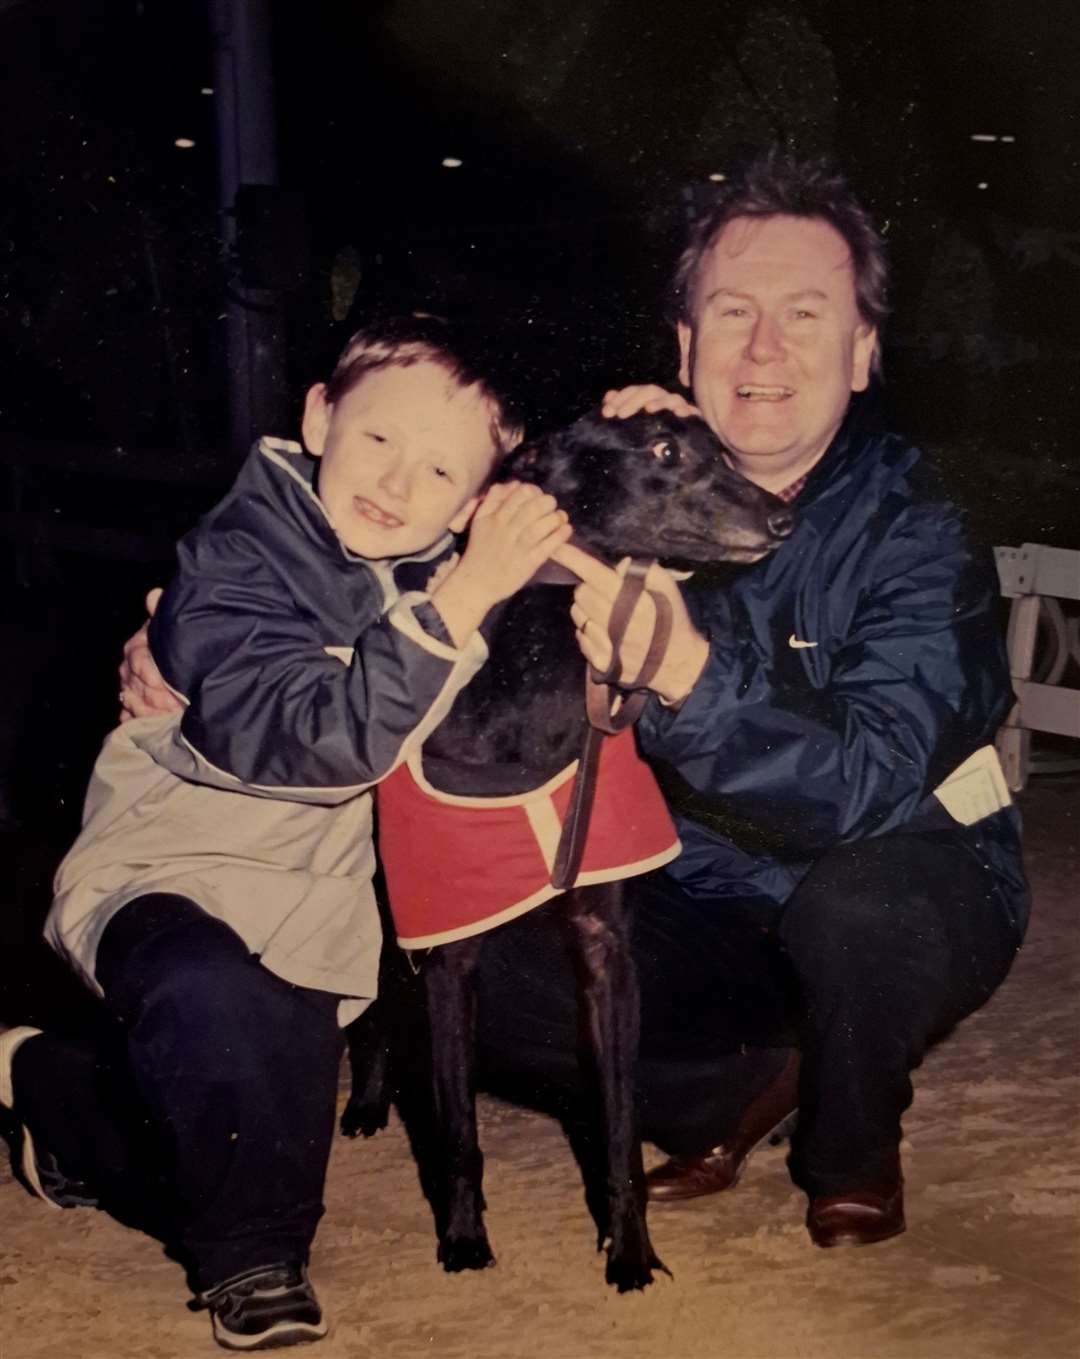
[343,408,793,1291]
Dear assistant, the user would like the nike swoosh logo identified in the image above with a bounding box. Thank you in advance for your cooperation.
[788,634,819,649]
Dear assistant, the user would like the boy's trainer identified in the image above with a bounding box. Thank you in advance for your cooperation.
[194,1263,328,1351]
[0,1026,98,1210]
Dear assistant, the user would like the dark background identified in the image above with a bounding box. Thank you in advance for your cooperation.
[4,2,1078,487]
[0,0,1077,1015]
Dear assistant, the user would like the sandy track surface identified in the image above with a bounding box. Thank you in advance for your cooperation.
[3,778,1078,1359]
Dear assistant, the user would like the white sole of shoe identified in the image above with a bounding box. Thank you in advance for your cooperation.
[0,1026,61,1210]
[211,1316,328,1351]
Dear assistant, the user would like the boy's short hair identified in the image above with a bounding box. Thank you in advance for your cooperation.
[324,313,525,456]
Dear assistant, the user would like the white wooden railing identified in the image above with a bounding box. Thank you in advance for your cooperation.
[994,543,1080,791]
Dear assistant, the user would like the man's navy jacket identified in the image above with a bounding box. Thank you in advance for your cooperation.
[639,402,1029,936]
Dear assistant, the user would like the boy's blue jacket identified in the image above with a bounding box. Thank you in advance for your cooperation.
[148,441,476,795]
[49,439,488,1011]
[639,404,1029,935]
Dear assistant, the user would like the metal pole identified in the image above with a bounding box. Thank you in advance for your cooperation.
[209,0,289,455]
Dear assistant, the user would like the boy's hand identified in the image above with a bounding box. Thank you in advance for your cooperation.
[601,385,700,420]
[119,588,181,722]
[431,482,572,646]
[552,543,709,706]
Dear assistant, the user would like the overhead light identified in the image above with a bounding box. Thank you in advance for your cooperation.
[970,134,997,142]
[174,138,196,149]
[441,157,463,168]
[977,181,989,190]
[1000,134,1016,143]
[200,87,214,96]
[708,172,727,182]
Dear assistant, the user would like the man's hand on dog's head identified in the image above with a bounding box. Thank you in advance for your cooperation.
[601,385,700,421]
[553,544,709,706]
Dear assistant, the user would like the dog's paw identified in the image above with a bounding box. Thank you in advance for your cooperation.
[339,1095,390,1139]
[437,1234,496,1273]
[605,1245,670,1293]
[604,1217,672,1293]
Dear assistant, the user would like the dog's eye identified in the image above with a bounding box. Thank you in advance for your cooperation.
[651,440,678,466]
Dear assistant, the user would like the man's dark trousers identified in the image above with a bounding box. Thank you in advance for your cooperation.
[475,822,1024,1196]
[12,894,344,1290]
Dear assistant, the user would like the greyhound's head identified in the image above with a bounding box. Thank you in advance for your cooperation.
[501,408,794,567]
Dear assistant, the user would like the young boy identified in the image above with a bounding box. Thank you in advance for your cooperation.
[0,314,571,1351]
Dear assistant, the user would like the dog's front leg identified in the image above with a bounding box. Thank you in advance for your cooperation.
[425,936,494,1272]
[566,882,667,1291]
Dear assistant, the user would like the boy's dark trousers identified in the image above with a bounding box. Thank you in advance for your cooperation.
[13,894,344,1291]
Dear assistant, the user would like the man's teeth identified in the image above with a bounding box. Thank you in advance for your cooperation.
[736,385,793,401]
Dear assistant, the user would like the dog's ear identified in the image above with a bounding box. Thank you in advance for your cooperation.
[500,426,579,494]
[501,436,547,486]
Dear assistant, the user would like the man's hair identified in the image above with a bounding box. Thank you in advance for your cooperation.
[324,312,525,455]
[672,149,889,372]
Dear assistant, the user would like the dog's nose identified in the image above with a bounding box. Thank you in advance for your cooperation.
[768,507,796,539]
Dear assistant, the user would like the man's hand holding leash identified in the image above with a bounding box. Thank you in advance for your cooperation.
[554,546,708,707]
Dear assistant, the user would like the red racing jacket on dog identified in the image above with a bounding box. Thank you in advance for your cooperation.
[377,727,680,948]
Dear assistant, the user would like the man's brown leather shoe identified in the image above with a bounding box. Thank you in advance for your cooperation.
[806,1181,905,1248]
[646,1051,799,1202]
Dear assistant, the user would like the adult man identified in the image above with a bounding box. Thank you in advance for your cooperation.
[114,151,1026,1249]
[475,149,1028,1247]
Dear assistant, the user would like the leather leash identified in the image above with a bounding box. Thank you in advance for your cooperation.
[551,560,673,890]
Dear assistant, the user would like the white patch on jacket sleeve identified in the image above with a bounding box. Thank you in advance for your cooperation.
[933,745,1012,824]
